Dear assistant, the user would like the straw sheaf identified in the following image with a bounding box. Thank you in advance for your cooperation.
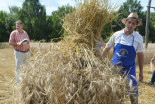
[63,0,117,47]
[16,43,130,104]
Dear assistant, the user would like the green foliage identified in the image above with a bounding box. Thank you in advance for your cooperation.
[0,11,10,42]
[104,32,113,43]
[136,12,146,37]
[9,6,20,17]
[0,6,21,42]
[150,12,155,22]
[149,12,155,42]
[6,6,20,35]
[119,0,143,13]
[101,21,113,41]
[19,0,48,41]
[47,5,74,41]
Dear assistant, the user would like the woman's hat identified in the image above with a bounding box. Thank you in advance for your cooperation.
[121,12,142,26]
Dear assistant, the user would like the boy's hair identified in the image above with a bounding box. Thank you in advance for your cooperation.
[16,20,23,24]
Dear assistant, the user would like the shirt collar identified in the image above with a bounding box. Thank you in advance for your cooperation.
[16,29,24,33]
[122,29,134,36]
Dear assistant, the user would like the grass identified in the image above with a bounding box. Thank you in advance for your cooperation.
[0,43,11,49]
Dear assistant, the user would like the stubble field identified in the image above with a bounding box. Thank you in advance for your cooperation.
[0,42,155,104]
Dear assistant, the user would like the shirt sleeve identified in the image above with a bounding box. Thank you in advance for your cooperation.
[25,32,30,43]
[136,35,143,53]
[9,32,15,43]
[106,34,115,48]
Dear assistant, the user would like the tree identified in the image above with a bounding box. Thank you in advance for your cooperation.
[100,21,113,42]
[47,5,74,41]
[0,11,10,42]
[19,0,48,41]
[5,6,21,37]
[0,6,21,42]
[149,12,155,42]
[9,6,20,17]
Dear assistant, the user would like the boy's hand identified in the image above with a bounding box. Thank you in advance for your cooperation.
[151,55,155,63]
[16,42,20,46]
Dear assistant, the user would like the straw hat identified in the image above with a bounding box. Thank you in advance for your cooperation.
[121,12,142,26]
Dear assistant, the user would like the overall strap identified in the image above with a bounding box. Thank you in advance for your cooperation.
[118,34,123,43]
[132,35,134,46]
[119,33,135,46]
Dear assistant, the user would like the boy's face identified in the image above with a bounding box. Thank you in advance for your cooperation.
[125,19,137,33]
[16,23,23,30]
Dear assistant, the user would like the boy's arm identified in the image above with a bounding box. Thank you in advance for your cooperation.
[102,44,111,58]
[137,52,144,82]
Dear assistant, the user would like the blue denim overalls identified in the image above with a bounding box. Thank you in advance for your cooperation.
[112,34,138,94]
[151,70,155,84]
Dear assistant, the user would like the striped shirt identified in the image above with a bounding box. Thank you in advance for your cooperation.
[9,30,30,52]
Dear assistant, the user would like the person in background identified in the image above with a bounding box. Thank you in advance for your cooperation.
[9,20,31,82]
[150,54,155,85]
[102,13,144,104]
[96,35,105,54]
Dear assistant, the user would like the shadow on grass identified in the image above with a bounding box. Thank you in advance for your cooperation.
[147,71,153,74]
[139,81,155,88]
